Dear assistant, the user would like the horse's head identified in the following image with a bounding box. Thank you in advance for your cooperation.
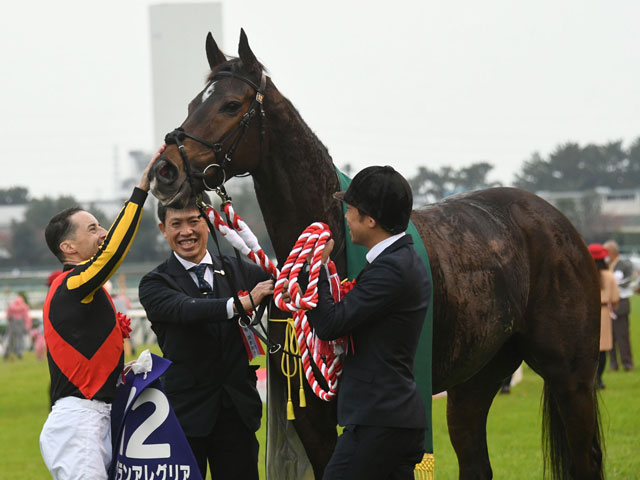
[150,29,267,206]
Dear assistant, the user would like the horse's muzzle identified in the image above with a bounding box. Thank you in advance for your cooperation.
[149,156,192,206]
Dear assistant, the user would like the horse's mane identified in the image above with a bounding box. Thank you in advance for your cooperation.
[278,95,334,167]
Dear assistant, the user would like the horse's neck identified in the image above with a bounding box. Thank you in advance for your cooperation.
[253,95,346,275]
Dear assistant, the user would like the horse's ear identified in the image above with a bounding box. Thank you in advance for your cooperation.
[238,28,260,74]
[206,32,226,70]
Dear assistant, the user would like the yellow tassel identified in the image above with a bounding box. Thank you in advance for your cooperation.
[270,318,307,420]
[287,399,295,420]
[298,355,307,408]
[299,385,306,407]
[414,453,434,479]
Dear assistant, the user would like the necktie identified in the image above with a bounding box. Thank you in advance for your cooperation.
[190,264,213,293]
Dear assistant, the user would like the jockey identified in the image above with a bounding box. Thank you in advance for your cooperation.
[39,146,163,480]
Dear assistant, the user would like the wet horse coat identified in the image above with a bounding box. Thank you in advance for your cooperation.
[149,30,604,480]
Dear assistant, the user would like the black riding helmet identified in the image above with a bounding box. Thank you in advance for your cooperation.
[334,166,413,234]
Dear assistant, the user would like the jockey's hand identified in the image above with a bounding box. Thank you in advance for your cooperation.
[138,144,166,191]
[237,280,274,313]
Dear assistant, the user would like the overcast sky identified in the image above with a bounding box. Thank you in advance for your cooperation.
[2,1,638,200]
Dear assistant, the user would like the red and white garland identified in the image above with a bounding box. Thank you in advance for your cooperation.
[207,203,279,278]
[204,204,344,401]
[273,222,342,401]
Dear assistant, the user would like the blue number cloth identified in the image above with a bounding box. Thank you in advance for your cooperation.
[109,353,203,480]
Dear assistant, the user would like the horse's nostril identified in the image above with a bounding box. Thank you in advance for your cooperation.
[154,159,178,184]
[159,164,171,178]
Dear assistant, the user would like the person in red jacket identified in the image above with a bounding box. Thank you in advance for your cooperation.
[39,146,163,480]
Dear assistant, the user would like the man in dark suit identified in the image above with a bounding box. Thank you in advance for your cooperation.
[307,166,430,480]
[138,195,274,480]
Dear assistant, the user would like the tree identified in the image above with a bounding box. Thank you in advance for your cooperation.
[10,196,79,266]
[409,162,502,205]
[0,186,29,205]
[626,137,640,186]
[513,138,639,192]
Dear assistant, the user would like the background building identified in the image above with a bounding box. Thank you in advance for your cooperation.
[149,3,223,148]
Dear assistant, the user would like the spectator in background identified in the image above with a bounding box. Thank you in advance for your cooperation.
[3,293,31,361]
[603,240,635,371]
[588,243,620,389]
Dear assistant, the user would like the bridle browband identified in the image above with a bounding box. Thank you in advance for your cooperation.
[164,70,267,191]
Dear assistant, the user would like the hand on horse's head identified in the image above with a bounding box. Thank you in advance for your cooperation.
[137,144,166,192]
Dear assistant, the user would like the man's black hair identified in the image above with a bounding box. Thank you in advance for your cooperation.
[157,193,212,224]
[45,207,84,263]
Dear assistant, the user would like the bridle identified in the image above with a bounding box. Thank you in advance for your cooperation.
[162,70,283,353]
[164,70,267,191]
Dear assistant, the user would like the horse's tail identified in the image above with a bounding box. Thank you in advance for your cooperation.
[541,384,605,479]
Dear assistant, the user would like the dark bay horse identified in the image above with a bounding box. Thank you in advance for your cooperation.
[149,30,604,480]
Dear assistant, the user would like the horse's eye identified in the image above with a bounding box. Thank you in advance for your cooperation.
[221,101,242,113]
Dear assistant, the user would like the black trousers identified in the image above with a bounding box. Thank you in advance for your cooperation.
[609,298,634,370]
[323,424,425,480]
[187,405,259,480]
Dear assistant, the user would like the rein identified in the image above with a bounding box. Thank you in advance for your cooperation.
[164,71,267,190]
[195,188,281,356]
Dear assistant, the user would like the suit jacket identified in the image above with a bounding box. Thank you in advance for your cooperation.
[138,252,269,437]
[307,235,430,429]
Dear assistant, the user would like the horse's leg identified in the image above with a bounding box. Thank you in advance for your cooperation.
[292,387,337,479]
[447,341,522,480]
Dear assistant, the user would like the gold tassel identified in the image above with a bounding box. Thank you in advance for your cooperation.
[271,318,303,420]
[286,399,295,420]
[414,453,434,479]
[298,383,306,407]
[298,355,307,407]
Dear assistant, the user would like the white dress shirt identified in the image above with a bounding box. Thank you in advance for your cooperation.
[366,232,406,264]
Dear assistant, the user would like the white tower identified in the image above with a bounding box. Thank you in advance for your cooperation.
[149,3,223,148]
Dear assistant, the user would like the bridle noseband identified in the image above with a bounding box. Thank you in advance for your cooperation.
[164,70,267,191]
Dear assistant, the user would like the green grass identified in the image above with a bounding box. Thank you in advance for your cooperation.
[1,313,639,479]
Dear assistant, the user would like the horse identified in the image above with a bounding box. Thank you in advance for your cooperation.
[148,29,604,480]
